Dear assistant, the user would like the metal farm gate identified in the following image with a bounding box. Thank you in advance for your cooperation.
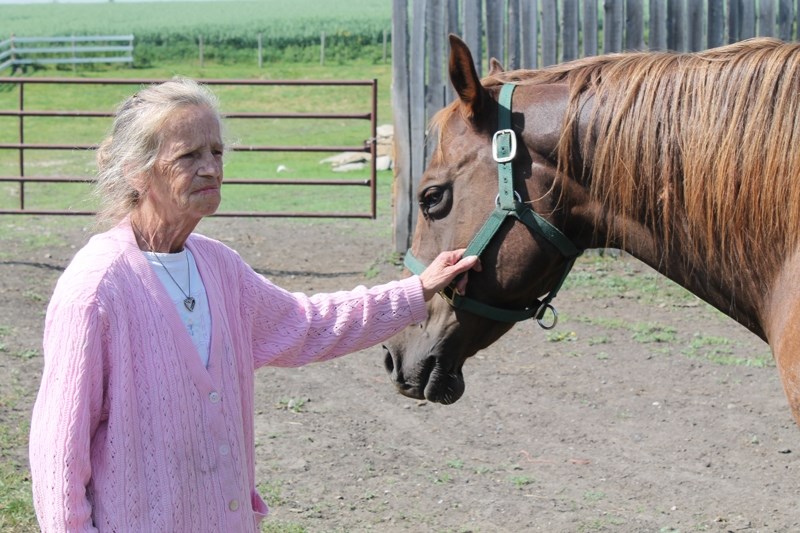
[0,77,378,218]
[391,0,800,252]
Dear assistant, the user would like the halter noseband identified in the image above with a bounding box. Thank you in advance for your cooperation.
[404,83,582,328]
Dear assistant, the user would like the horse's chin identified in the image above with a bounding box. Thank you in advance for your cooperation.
[423,365,465,404]
[390,360,466,404]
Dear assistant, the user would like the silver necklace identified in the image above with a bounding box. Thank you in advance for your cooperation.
[134,226,196,312]
[152,251,196,312]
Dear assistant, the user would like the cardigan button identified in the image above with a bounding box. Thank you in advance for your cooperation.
[209,391,221,403]
[228,499,240,511]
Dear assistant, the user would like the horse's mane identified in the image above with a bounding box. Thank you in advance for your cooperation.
[478,38,800,283]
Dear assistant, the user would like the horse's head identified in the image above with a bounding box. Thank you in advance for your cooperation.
[383,35,584,404]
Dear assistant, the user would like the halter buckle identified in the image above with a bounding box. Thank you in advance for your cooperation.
[440,284,455,304]
[492,129,517,163]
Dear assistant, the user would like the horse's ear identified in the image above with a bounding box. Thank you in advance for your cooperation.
[488,57,505,76]
[448,34,487,116]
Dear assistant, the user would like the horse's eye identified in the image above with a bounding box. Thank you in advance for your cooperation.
[419,186,451,219]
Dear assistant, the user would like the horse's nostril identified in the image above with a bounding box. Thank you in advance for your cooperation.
[382,345,395,374]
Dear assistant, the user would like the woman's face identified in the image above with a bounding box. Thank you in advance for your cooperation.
[145,104,224,224]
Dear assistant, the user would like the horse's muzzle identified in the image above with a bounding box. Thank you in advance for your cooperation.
[382,345,423,399]
[382,344,465,404]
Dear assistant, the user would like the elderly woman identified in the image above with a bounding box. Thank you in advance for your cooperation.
[29,78,477,532]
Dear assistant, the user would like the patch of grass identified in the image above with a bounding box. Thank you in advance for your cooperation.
[433,471,453,484]
[363,258,382,279]
[577,515,627,532]
[546,330,577,343]
[631,322,677,344]
[0,414,35,533]
[258,479,287,507]
[13,350,39,361]
[0,460,37,533]
[583,490,606,502]
[575,316,628,330]
[509,475,536,488]
[587,335,611,346]
[566,254,695,305]
[446,459,464,469]
[277,397,308,413]
[682,334,774,368]
[577,316,677,344]
[22,291,44,304]
[261,519,308,533]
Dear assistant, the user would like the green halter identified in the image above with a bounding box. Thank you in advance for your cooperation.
[404,83,581,328]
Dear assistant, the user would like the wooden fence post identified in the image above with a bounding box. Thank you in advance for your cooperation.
[507,0,521,69]
[759,0,775,36]
[604,0,624,53]
[626,0,645,51]
[446,0,459,102]
[778,0,793,40]
[463,0,482,75]
[708,0,725,48]
[562,0,579,62]
[392,0,412,253]
[486,0,504,64]
[729,0,740,43]
[740,1,756,40]
[687,0,704,51]
[667,0,685,51]
[541,0,558,66]
[583,0,597,57]
[521,0,539,68]
[320,32,325,65]
[425,0,445,155]
[650,0,666,50]
[198,34,204,67]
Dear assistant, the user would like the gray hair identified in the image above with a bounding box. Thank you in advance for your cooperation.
[94,77,222,226]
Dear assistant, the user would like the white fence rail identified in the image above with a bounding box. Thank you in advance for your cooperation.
[0,35,134,71]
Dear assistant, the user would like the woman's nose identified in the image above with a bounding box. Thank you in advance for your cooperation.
[198,151,222,177]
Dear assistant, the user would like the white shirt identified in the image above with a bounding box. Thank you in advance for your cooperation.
[142,248,211,367]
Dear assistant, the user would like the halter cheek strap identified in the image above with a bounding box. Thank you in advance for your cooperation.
[405,83,582,328]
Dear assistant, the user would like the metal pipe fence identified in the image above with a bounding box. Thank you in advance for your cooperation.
[0,77,379,218]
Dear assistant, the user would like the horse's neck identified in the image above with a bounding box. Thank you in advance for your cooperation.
[606,221,767,340]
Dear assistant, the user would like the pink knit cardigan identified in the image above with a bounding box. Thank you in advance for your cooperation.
[29,220,427,532]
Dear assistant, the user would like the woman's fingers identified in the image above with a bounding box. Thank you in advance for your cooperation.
[419,250,481,301]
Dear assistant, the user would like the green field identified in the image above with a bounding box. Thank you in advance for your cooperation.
[1,0,392,64]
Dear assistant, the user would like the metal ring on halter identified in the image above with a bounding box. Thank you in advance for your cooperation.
[495,191,522,206]
[535,302,558,329]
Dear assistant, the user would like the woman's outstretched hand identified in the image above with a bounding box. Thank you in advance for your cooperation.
[418,249,481,301]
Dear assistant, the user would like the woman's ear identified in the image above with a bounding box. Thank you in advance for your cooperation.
[127,167,150,201]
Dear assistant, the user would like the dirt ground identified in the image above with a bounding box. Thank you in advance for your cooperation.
[2,210,799,533]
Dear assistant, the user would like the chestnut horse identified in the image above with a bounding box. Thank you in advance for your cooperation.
[384,35,800,430]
